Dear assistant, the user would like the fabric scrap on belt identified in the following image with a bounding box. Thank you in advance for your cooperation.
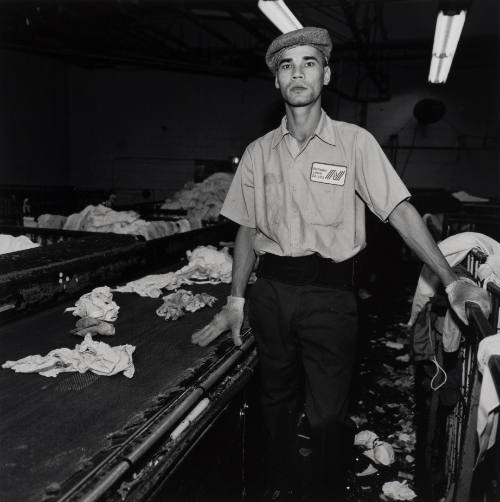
[115,245,233,298]
[156,289,217,320]
[2,334,135,378]
[65,286,119,322]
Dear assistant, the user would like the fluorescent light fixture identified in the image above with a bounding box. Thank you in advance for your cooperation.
[258,0,303,33]
[428,10,467,83]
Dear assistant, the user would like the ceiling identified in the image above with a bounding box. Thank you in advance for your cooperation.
[0,0,498,101]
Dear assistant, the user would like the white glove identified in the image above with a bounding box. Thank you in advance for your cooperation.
[191,296,245,347]
[446,279,491,325]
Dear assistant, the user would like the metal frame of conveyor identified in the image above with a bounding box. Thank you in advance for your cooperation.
[0,222,236,321]
[53,330,257,502]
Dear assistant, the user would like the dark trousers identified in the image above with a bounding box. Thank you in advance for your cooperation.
[248,277,358,498]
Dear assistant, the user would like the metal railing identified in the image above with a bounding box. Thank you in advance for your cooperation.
[443,250,499,502]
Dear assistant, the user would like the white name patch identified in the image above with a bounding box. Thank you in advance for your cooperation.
[310,162,347,186]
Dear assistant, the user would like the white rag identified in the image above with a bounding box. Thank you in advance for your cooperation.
[475,334,500,465]
[2,334,135,378]
[382,480,417,501]
[65,286,119,321]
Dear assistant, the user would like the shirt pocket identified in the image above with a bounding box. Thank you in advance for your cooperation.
[304,182,344,226]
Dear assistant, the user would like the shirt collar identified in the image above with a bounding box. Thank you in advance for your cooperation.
[271,109,336,149]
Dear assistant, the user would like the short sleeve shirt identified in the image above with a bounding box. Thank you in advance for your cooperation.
[221,110,411,262]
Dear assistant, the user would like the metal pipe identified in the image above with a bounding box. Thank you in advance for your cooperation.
[465,302,496,340]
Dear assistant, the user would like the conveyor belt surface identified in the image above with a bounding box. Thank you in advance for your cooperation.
[0,278,236,502]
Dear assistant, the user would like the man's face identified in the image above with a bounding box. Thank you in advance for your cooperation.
[274,45,331,107]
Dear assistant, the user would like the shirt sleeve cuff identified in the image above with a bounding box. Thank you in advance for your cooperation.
[220,208,256,228]
[378,193,412,223]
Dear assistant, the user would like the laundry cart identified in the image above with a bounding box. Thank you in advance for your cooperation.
[414,248,500,502]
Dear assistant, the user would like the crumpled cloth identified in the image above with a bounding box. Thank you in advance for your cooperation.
[382,480,417,500]
[476,334,500,465]
[156,289,217,320]
[2,334,135,378]
[0,234,40,255]
[409,233,500,352]
[178,245,233,283]
[115,245,233,298]
[65,286,119,322]
[354,430,395,466]
[409,232,500,327]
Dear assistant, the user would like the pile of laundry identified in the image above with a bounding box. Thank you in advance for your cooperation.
[65,286,119,337]
[409,232,500,352]
[161,172,233,222]
[0,234,39,255]
[36,205,194,240]
[2,286,135,378]
[2,334,135,378]
[156,289,217,321]
[115,245,233,298]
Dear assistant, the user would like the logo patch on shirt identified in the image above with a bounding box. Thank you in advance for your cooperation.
[310,162,347,186]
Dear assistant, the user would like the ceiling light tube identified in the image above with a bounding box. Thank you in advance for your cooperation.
[258,0,303,33]
[428,9,466,83]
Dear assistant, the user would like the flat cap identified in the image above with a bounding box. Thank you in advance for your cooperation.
[265,27,332,74]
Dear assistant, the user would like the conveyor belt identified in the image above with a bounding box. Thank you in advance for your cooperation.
[0,222,236,320]
[0,279,250,502]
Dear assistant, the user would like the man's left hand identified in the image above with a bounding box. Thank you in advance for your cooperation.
[446,279,491,325]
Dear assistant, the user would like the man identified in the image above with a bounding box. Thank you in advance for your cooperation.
[192,27,490,501]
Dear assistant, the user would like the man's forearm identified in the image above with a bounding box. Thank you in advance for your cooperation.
[388,201,457,287]
[231,225,257,297]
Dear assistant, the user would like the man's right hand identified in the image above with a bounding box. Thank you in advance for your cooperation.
[191,296,245,347]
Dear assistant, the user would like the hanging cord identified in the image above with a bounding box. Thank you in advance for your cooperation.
[427,306,448,391]
[430,355,448,391]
